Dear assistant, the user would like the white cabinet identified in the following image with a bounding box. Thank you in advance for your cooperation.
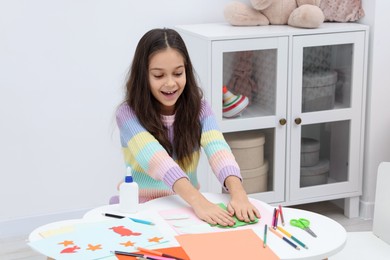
[176,23,369,217]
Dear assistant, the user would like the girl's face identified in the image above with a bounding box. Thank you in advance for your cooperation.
[148,48,186,115]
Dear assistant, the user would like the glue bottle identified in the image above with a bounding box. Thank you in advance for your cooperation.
[119,166,139,213]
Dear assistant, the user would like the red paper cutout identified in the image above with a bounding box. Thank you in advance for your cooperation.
[109,226,142,236]
[60,245,80,253]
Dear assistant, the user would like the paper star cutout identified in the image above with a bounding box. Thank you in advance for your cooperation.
[120,241,135,247]
[86,244,102,251]
[58,240,74,247]
[148,237,163,243]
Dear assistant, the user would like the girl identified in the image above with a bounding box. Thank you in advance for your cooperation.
[116,28,260,226]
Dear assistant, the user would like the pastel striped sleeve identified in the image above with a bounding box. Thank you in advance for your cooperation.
[116,103,188,189]
[199,101,242,187]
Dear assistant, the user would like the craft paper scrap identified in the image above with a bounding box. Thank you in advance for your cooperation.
[245,198,274,227]
[162,214,190,220]
[176,224,217,234]
[159,207,212,234]
[171,219,200,228]
[176,229,280,260]
[28,218,174,260]
[39,225,74,238]
[213,203,259,228]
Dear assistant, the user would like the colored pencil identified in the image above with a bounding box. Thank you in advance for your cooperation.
[114,251,174,260]
[104,213,124,219]
[128,217,155,225]
[277,226,308,249]
[272,208,277,228]
[137,246,184,260]
[278,205,285,226]
[275,209,279,227]
[268,227,300,250]
[113,251,143,257]
[263,224,268,248]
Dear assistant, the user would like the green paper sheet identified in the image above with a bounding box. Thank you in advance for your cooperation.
[212,203,259,228]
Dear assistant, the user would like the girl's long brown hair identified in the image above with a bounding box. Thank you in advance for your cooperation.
[125,28,202,168]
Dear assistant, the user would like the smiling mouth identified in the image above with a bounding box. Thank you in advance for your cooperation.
[161,90,177,96]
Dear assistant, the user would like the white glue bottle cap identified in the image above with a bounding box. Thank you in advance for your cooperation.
[125,166,134,183]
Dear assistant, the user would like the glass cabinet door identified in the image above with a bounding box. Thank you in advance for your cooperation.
[210,37,289,203]
[290,32,365,201]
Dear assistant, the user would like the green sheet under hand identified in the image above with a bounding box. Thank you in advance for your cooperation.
[212,203,259,228]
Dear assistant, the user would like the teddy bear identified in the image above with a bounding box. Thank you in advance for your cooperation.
[224,0,325,29]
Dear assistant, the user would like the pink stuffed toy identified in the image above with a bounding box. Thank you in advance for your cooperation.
[224,0,325,29]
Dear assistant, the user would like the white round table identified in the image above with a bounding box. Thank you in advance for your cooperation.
[29,193,346,260]
[83,193,346,260]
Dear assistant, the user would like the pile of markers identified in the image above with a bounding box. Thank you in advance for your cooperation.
[263,205,317,251]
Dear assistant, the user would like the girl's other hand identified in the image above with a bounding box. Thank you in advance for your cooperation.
[227,194,261,223]
[191,196,235,227]
[173,178,235,226]
[224,176,261,222]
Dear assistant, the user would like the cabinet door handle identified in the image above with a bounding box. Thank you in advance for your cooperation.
[294,117,302,125]
[279,118,287,125]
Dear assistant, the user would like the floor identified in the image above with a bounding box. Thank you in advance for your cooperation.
[0,201,373,260]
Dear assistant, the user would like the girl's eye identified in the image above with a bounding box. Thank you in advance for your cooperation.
[174,72,183,77]
[153,74,163,78]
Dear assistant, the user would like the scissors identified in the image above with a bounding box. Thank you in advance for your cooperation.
[290,218,317,238]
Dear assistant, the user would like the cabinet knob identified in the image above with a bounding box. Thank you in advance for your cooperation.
[294,117,302,125]
[279,118,287,125]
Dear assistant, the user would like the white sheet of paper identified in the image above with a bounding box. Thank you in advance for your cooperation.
[176,224,213,234]
[162,214,190,220]
[171,219,200,227]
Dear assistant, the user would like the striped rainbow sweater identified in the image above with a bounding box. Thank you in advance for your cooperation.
[116,100,241,202]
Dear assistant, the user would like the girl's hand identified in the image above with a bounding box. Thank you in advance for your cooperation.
[173,178,235,227]
[191,196,235,227]
[227,194,261,223]
[224,176,261,222]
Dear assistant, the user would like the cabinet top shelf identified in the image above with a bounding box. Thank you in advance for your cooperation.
[175,22,369,40]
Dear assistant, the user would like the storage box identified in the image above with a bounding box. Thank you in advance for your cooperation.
[300,159,329,187]
[302,70,337,112]
[222,160,268,194]
[241,160,268,193]
[224,131,265,170]
[301,137,320,167]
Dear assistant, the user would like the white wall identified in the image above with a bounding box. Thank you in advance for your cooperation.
[359,0,390,219]
[0,0,235,236]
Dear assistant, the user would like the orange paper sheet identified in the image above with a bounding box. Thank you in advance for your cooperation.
[176,229,279,260]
